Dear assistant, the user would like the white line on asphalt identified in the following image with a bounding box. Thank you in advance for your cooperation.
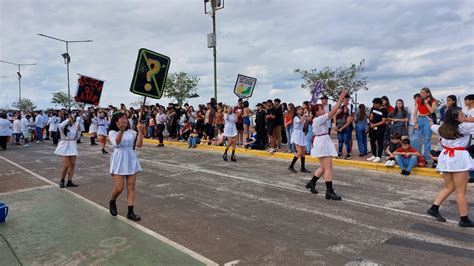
[140,158,458,225]
[0,185,53,196]
[0,155,218,266]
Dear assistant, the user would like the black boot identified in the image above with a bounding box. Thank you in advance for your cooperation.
[300,157,310,173]
[325,181,341,200]
[109,200,118,216]
[59,178,65,188]
[223,149,228,161]
[426,204,446,222]
[288,156,298,173]
[231,150,236,162]
[91,137,98,145]
[127,206,141,221]
[102,148,109,154]
[305,175,319,194]
[459,216,474,227]
[66,180,78,187]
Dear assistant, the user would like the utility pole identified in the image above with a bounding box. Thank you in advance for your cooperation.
[204,0,224,102]
[0,60,37,111]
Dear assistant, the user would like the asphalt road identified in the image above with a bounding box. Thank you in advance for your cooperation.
[1,141,473,265]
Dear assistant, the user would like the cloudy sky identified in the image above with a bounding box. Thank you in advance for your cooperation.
[1,0,473,110]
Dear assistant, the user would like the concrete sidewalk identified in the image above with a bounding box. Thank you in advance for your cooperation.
[0,186,214,265]
[144,139,440,178]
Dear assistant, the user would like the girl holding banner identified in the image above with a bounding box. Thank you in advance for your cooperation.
[55,113,81,188]
[108,112,145,221]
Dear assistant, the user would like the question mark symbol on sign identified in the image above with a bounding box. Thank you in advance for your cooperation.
[144,59,161,91]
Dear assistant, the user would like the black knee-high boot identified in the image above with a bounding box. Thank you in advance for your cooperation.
[127,206,141,221]
[325,181,341,200]
[305,175,319,194]
[300,156,310,172]
[231,150,236,161]
[288,156,298,173]
[223,148,228,161]
[91,137,98,145]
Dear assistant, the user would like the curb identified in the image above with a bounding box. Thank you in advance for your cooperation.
[143,138,441,179]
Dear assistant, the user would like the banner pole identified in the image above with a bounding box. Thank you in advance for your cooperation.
[133,96,147,150]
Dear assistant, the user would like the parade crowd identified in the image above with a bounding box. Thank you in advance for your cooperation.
[1,88,473,227]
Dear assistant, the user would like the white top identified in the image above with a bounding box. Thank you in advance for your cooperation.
[58,120,80,141]
[12,119,21,134]
[20,118,31,132]
[223,113,237,137]
[311,113,338,158]
[0,118,12,136]
[312,113,332,136]
[462,107,474,118]
[34,114,43,127]
[76,116,85,132]
[54,120,80,156]
[49,116,60,132]
[291,116,307,146]
[156,113,167,124]
[109,130,142,176]
[431,123,474,172]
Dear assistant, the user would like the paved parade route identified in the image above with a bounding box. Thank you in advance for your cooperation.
[1,142,473,265]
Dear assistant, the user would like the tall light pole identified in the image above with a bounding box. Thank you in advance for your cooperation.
[0,60,37,111]
[38,33,93,110]
[204,0,224,102]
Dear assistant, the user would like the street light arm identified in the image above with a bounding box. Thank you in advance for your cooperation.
[0,60,18,66]
[67,40,93,43]
[38,33,67,42]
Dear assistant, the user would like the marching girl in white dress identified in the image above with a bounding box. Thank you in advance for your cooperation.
[55,114,81,188]
[427,107,474,227]
[288,107,310,173]
[48,112,60,145]
[223,106,238,162]
[305,91,348,199]
[108,112,145,221]
[97,111,110,154]
[75,111,85,143]
[88,111,99,145]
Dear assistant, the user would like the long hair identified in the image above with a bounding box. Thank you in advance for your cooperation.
[357,104,366,121]
[287,103,295,118]
[108,112,129,132]
[446,95,457,109]
[393,99,407,117]
[420,87,434,106]
[336,105,349,120]
[312,104,323,117]
[438,107,463,139]
[63,112,72,137]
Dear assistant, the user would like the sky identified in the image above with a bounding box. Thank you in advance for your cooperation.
[1,0,473,110]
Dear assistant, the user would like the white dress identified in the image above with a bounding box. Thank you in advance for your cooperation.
[431,124,474,172]
[311,113,338,157]
[109,130,142,176]
[89,117,98,134]
[291,116,306,146]
[55,120,80,156]
[223,113,237,137]
[97,117,109,136]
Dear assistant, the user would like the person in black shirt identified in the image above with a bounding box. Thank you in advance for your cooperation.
[265,100,277,152]
[255,103,267,149]
[273,99,284,149]
[367,98,388,163]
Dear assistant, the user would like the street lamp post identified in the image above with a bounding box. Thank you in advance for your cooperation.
[38,33,93,110]
[204,0,224,102]
[0,60,37,111]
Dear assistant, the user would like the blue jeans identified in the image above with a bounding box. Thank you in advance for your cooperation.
[14,133,21,144]
[305,124,313,153]
[35,127,43,141]
[411,116,432,160]
[395,155,418,172]
[285,125,295,153]
[337,128,351,154]
[355,123,367,155]
[147,126,155,138]
[188,137,200,147]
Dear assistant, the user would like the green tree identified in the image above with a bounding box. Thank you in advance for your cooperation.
[163,72,199,106]
[12,98,36,111]
[51,92,75,109]
[294,59,368,102]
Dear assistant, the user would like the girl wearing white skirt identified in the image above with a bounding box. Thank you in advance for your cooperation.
[97,111,110,154]
[88,110,98,145]
[288,106,310,173]
[306,91,348,199]
[427,107,474,227]
[55,114,81,188]
[108,112,145,221]
[223,106,237,162]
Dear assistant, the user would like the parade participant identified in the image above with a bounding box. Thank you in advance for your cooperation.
[12,115,22,145]
[306,91,348,200]
[156,107,167,147]
[97,111,110,154]
[223,106,237,161]
[75,111,85,143]
[21,114,32,146]
[34,110,44,143]
[288,106,310,173]
[427,107,474,227]
[55,113,81,188]
[88,111,98,145]
[48,112,60,145]
[108,112,144,221]
[0,113,12,150]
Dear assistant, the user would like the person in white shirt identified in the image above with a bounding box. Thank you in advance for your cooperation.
[462,94,474,183]
[55,113,81,188]
[75,111,85,143]
[12,115,22,145]
[155,107,167,147]
[49,112,60,145]
[34,111,44,143]
[43,111,51,141]
[97,111,110,154]
[0,113,13,150]
[21,114,32,146]
[88,111,99,145]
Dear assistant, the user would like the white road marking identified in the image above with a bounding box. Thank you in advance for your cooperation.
[0,155,218,266]
[140,158,459,225]
[0,185,53,196]
[224,260,241,266]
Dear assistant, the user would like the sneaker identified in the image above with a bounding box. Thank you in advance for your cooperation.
[337,153,343,159]
[367,156,376,161]
[427,208,446,222]
[24,144,30,147]
[345,154,352,160]
[372,157,381,163]
[384,160,391,166]
[389,160,397,167]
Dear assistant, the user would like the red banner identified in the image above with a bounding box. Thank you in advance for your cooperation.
[74,75,104,106]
